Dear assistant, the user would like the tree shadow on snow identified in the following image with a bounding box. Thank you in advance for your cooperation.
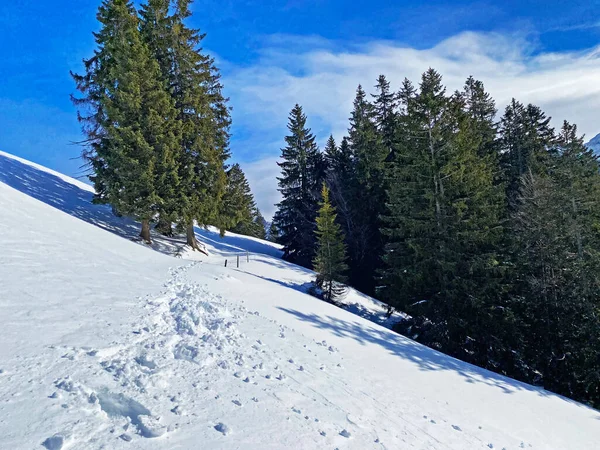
[0,153,281,258]
[276,306,591,408]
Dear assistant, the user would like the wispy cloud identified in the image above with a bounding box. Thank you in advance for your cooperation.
[225,31,600,218]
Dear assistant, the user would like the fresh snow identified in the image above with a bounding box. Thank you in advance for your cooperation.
[585,132,600,155]
[1,150,599,449]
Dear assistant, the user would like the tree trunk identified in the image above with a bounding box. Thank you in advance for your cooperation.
[186,220,209,255]
[140,219,151,244]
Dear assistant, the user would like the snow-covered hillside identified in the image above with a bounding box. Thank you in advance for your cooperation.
[1,151,599,450]
[586,132,600,155]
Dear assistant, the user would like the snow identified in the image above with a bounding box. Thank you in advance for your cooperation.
[1,150,600,449]
[585,132,600,155]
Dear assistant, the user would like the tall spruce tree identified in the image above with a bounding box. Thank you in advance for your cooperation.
[499,99,555,203]
[140,0,231,250]
[72,0,180,243]
[508,122,600,406]
[314,184,349,303]
[273,104,324,267]
[372,74,398,156]
[345,85,386,293]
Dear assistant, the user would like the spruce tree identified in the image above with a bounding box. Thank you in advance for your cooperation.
[508,122,600,406]
[140,0,231,250]
[345,85,386,294]
[499,99,555,203]
[72,0,180,243]
[314,184,349,303]
[273,105,324,267]
[219,163,264,239]
[372,74,398,156]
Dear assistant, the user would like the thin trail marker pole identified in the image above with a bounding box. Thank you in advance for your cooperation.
[225,259,227,267]
[237,255,240,268]
[247,252,249,263]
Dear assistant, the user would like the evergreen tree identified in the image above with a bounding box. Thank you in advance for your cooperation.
[219,164,257,234]
[273,105,324,267]
[324,136,355,244]
[345,85,386,294]
[372,74,398,156]
[382,70,506,367]
[314,184,349,303]
[499,99,555,203]
[460,76,498,158]
[72,0,180,243]
[216,163,266,239]
[508,123,600,406]
[140,0,231,250]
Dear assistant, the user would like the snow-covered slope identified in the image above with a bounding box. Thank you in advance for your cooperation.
[1,151,599,450]
[585,132,600,155]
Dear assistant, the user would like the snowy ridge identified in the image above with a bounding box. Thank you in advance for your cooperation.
[1,150,600,449]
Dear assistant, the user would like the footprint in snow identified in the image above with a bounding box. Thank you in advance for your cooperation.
[451,425,462,431]
[339,429,352,438]
[42,434,69,450]
[214,422,230,435]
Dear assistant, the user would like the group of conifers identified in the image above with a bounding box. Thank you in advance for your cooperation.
[74,1,600,410]
[72,0,263,252]
[272,71,600,409]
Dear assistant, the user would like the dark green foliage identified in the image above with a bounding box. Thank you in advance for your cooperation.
[381,70,507,369]
[499,99,555,202]
[220,164,265,239]
[140,0,231,249]
[273,104,325,268]
[72,0,180,243]
[314,184,349,303]
[507,122,600,406]
[343,85,388,294]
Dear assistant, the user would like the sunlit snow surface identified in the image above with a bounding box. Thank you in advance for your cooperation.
[1,150,599,449]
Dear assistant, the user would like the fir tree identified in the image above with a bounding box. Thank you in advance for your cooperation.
[273,105,324,268]
[72,0,180,243]
[314,184,349,303]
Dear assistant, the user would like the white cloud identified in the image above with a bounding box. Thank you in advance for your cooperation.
[224,31,600,218]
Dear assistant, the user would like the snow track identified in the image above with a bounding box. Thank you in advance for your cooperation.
[30,263,392,448]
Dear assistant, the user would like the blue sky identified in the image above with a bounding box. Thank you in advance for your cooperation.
[2,0,600,217]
